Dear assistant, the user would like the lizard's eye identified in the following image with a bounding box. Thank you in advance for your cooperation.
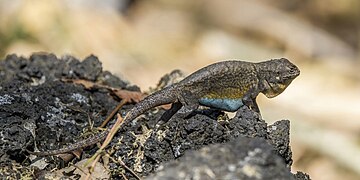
[276,71,281,77]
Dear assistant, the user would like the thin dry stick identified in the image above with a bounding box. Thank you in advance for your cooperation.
[106,154,142,180]
[85,152,103,180]
[121,173,128,180]
[99,113,126,155]
[89,152,103,173]
[100,100,127,128]
[84,114,125,167]
[118,158,141,180]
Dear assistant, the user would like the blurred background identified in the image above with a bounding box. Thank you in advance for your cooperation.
[1,0,359,179]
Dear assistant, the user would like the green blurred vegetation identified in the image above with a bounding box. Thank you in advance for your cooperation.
[0,21,36,56]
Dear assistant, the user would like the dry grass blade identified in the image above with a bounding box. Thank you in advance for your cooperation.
[100,99,127,128]
[84,114,125,169]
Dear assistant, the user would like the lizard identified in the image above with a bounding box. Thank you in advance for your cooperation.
[30,58,300,156]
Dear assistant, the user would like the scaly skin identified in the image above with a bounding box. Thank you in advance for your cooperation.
[30,58,300,156]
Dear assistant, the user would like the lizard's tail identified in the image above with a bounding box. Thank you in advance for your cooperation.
[124,85,178,122]
[29,129,109,156]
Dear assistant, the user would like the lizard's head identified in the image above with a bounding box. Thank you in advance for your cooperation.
[257,58,300,98]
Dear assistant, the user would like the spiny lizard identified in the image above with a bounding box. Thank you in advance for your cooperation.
[30,58,300,156]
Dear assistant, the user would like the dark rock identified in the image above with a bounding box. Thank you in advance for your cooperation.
[267,120,293,167]
[294,171,312,180]
[146,136,295,180]
[0,53,310,179]
[0,53,129,174]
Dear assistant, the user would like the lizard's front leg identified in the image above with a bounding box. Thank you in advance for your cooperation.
[242,88,261,114]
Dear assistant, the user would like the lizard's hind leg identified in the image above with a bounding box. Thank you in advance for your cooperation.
[177,90,199,118]
[157,102,182,129]
[156,90,199,131]
[173,90,199,133]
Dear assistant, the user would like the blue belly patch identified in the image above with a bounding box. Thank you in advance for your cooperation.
[199,98,243,112]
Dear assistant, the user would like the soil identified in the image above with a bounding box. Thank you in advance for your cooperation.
[0,53,310,179]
